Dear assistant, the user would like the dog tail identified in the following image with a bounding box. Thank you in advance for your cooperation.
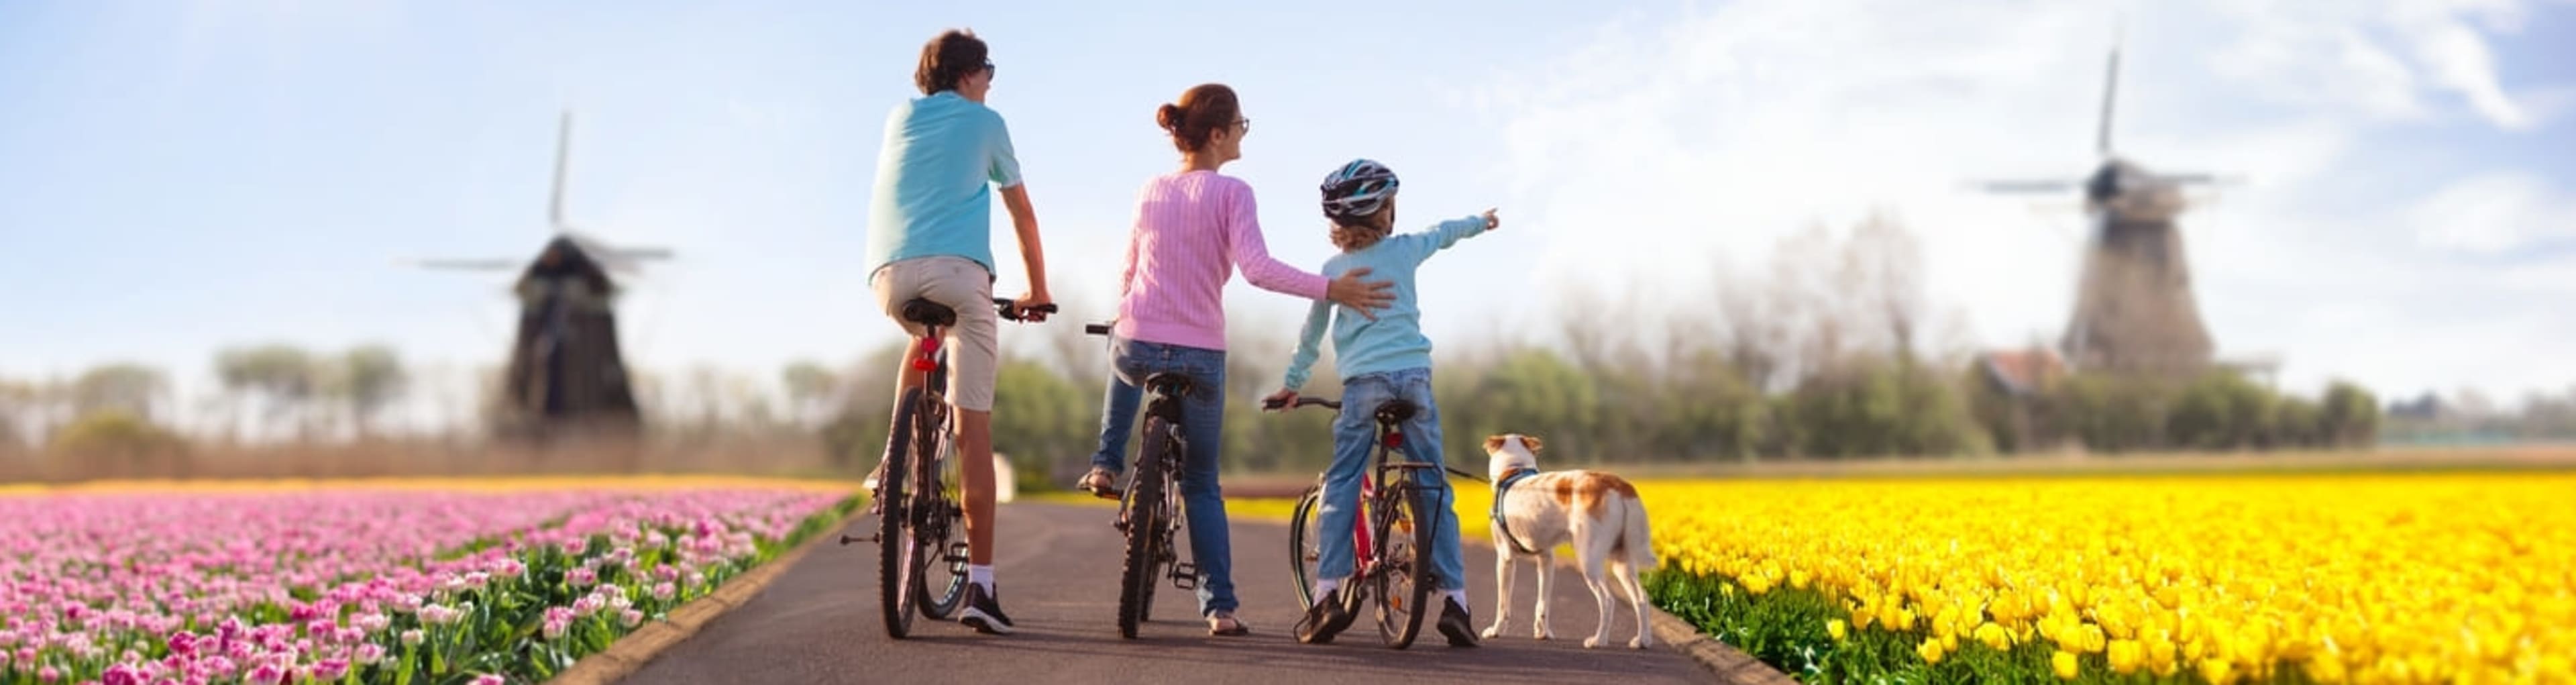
[1618,491,1657,571]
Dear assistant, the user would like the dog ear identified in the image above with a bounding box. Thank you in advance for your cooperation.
[1523,435,1544,453]
[1484,435,1508,454]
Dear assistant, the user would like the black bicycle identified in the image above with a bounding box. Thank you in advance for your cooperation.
[1083,321,1210,639]
[843,297,1052,640]
[1266,394,1459,649]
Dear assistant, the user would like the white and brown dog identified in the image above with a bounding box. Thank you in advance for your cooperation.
[1479,433,1658,649]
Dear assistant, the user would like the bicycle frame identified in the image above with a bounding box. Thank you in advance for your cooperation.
[848,297,1051,639]
[1345,417,1405,577]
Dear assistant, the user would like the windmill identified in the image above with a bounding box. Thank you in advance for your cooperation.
[1974,34,2240,380]
[411,111,672,449]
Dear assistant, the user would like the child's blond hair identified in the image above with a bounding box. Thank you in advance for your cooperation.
[1328,206,1393,252]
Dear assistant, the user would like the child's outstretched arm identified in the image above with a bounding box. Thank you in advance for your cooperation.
[1397,208,1501,262]
[1272,299,1334,402]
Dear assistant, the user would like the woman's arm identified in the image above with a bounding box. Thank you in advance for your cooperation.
[1222,180,1398,317]
[1220,182,1328,299]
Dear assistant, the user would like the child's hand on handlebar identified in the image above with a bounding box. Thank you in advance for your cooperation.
[1004,293,1056,323]
[1261,389,1299,412]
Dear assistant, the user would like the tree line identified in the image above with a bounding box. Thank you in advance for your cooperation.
[7,214,2406,485]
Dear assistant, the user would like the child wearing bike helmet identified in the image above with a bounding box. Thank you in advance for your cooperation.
[1265,158,1497,647]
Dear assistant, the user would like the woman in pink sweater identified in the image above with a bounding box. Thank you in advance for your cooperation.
[1076,83,1393,636]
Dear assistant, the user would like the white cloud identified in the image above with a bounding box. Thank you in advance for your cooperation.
[1472,0,2576,400]
[2206,0,2554,129]
[2407,172,2576,254]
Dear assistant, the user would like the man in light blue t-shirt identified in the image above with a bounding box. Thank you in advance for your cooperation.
[862,28,1053,637]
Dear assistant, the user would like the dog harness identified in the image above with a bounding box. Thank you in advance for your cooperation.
[1491,468,1542,555]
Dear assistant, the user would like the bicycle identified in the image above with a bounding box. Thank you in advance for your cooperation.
[841,297,1053,640]
[1082,321,1208,639]
[1265,394,1477,649]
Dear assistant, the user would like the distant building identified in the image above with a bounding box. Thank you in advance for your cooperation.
[1978,348,2072,454]
[1979,348,2068,399]
[2387,392,2443,421]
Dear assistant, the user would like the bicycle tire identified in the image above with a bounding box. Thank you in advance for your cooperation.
[1373,482,1435,649]
[912,401,969,620]
[1287,484,1324,609]
[877,388,924,639]
[1116,417,1177,639]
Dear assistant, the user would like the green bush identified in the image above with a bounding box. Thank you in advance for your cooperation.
[48,409,191,478]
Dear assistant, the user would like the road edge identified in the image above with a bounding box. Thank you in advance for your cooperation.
[545,507,864,685]
[1461,537,1800,685]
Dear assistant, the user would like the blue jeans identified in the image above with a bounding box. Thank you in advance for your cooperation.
[1090,337,1238,616]
[1316,367,1468,592]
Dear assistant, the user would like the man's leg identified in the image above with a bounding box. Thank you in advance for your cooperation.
[928,258,1011,634]
[957,407,998,566]
[864,349,929,491]
[864,266,930,492]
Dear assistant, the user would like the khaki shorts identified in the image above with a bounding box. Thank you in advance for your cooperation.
[871,256,1000,412]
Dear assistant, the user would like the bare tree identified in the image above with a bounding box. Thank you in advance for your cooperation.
[70,363,168,423]
[217,344,318,441]
[0,378,30,452]
[335,345,409,439]
[1842,209,1930,364]
[781,360,839,430]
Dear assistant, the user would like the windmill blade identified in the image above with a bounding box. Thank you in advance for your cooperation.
[1972,178,2083,194]
[2097,17,2123,156]
[551,109,573,231]
[407,258,521,272]
[605,246,674,260]
[2153,172,2246,187]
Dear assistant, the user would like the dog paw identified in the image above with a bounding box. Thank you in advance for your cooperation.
[1629,637,1649,649]
[1481,626,1502,639]
[1534,629,1553,641]
[1583,636,1605,649]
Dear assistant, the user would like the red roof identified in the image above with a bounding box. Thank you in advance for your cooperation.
[1980,349,2066,396]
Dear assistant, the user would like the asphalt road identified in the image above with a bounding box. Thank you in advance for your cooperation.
[622,501,1709,684]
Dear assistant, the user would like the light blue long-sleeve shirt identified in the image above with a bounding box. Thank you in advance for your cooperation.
[1279,215,1491,391]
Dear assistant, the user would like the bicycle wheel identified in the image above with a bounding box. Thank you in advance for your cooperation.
[1116,417,1177,639]
[1287,484,1324,609]
[877,388,924,639]
[912,401,969,620]
[1371,482,1435,649]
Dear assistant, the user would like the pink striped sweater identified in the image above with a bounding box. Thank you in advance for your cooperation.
[1114,170,1330,350]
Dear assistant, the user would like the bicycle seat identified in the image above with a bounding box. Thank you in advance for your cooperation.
[900,299,958,327]
[1374,399,1417,424]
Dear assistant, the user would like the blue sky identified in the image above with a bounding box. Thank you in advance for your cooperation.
[4,0,2573,430]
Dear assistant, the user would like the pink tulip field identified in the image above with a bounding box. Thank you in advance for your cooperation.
[0,483,858,685]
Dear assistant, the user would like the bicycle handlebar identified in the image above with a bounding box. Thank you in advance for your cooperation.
[993,298,1058,323]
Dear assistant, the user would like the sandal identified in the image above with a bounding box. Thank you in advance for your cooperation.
[1075,466,1124,500]
[1209,611,1250,637]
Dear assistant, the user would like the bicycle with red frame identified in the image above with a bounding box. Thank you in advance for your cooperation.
[1265,394,1480,649]
[840,297,1053,639]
